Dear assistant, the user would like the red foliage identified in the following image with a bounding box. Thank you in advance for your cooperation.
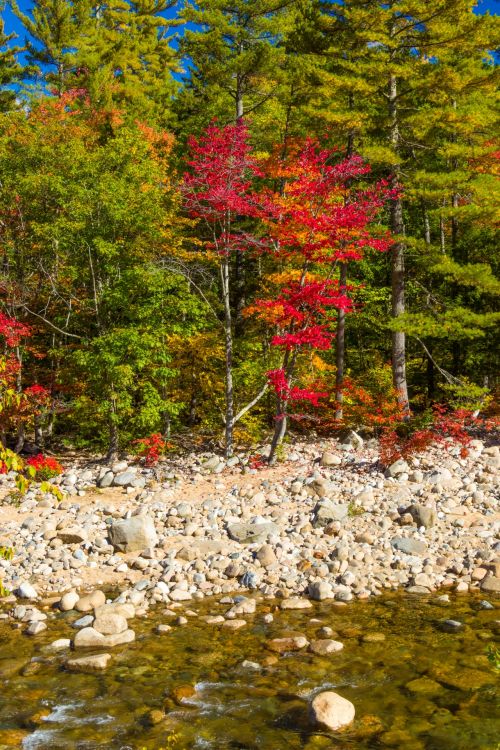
[379,428,436,467]
[182,121,262,256]
[0,313,31,347]
[266,369,327,407]
[134,433,166,466]
[0,314,52,437]
[248,455,266,470]
[378,406,495,467]
[255,140,393,427]
[26,454,63,480]
[260,140,394,264]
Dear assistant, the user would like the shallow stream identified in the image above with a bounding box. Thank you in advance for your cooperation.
[0,592,498,749]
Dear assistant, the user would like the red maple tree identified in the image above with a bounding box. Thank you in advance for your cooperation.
[254,140,394,462]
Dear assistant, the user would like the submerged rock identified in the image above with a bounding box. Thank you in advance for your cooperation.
[66,653,111,672]
[266,636,308,653]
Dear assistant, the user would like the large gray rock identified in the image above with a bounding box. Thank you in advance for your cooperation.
[391,536,427,555]
[227,521,278,544]
[313,499,349,527]
[98,472,114,488]
[108,515,158,552]
[309,691,355,731]
[112,471,137,487]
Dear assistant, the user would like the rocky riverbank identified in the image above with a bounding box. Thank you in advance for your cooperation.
[0,433,499,619]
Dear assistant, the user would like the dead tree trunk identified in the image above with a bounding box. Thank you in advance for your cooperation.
[388,72,410,417]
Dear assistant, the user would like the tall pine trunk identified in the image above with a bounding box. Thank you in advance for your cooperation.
[221,258,234,457]
[388,72,410,417]
[334,119,355,421]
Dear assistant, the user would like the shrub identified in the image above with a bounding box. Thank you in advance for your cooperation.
[134,433,167,466]
[26,454,63,480]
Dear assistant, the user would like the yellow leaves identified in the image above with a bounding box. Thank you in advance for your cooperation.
[310,353,335,373]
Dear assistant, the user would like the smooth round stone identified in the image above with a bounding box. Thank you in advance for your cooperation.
[309,691,355,731]
[59,591,79,611]
[75,590,106,612]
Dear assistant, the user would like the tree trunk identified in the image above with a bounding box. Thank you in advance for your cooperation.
[221,259,234,458]
[14,425,24,454]
[440,200,446,254]
[267,348,298,465]
[451,192,459,257]
[426,348,435,403]
[335,262,348,421]
[422,201,431,247]
[268,411,287,465]
[106,402,119,463]
[34,415,44,449]
[388,72,410,417]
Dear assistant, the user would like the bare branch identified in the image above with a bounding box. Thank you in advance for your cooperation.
[15,305,82,339]
[234,381,269,425]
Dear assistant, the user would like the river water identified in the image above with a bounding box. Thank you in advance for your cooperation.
[0,592,498,749]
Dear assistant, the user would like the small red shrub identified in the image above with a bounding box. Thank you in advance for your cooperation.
[134,433,166,466]
[26,454,63,480]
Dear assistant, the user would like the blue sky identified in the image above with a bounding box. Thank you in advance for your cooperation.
[4,0,499,49]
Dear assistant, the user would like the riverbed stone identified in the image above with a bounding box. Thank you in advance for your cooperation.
[280,597,313,610]
[408,504,437,529]
[391,537,427,555]
[481,575,500,593]
[227,521,278,544]
[309,639,344,655]
[309,691,355,731]
[25,621,46,635]
[66,653,111,671]
[405,677,444,696]
[256,544,277,567]
[94,603,135,620]
[320,452,341,467]
[313,500,349,527]
[75,590,106,612]
[266,636,308,653]
[108,515,158,552]
[73,627,106,648]
[16,582,37,600]
[308,581,334,601]
[113,471,137,487]
[385,459,410,478]
[59,591,79,611]
[48,638,71,651]
[93,613,128,636]
[57,527,87,544]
